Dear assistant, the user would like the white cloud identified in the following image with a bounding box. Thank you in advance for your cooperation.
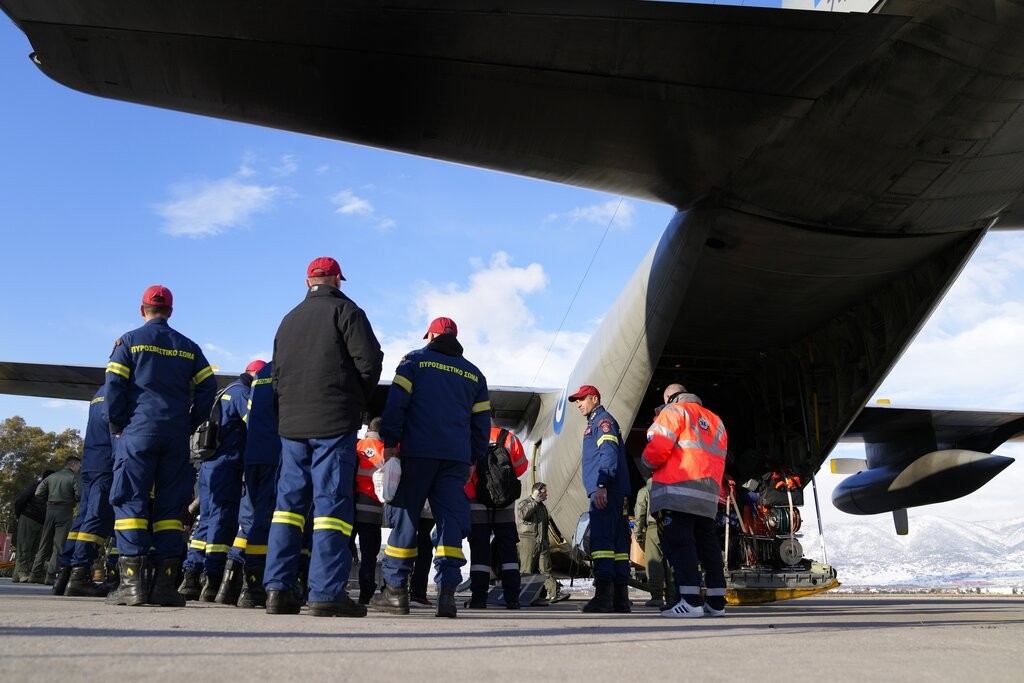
[379,252,589,388]
[157,177,280,238]
[561,199,636,229]
[330,188,395,231]
[332,189,374,216]
[271,154,298,177]
[237,151,258,178]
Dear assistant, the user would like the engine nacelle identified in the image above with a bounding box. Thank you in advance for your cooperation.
[831,449,1013,515]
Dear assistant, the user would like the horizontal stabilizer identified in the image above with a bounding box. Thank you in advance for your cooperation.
[831,458,868,474]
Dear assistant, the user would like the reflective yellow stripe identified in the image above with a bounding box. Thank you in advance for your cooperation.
[435,545,465,560]
[472,401,491,413]
[193,365,214,384]
[312,516,353,536]
[206,544,230,554]
[384,545,418,559]
[614,553,630,561]
[232,537,248,549]
[591,550,615,560]
[596,434,620,447]
[106,362,130,379]
[90,395,105,405]
[75,532,106,545]
[113,518,148,531]
[189,539,207,550]
[392,374,412,393]
[221,394,232,401]
[245,545,268,555]
[271,510,305,529]
[66,532,80,542]
[108,546,120,556]
[153,519,183,533]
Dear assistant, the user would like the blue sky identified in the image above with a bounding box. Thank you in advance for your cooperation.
[1,7,1021,527]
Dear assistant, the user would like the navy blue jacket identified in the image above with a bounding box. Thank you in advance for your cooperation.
[104,317,217,438]
[214,375,251,462]
[244,362,281,466]
[581,405,630,496]
[82,386,113,474]
[381,334,490,464]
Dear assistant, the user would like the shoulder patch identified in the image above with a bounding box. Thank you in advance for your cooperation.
[698,416,710,430]
[110,338,122,357]
[599,419,613,433]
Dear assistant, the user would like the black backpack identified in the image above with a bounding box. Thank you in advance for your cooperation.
[476,429,522,509]
[189,386,229,463]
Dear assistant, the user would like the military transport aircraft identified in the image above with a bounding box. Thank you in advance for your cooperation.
[2,0,1023,601]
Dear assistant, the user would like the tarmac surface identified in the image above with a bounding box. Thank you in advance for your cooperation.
[1,579,1021,682]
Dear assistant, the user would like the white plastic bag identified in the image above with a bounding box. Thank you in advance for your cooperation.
[377,457,402,503]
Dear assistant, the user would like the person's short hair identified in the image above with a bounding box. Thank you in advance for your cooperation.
[307,275,337,286]
[65,456,81,467]
[532,482,547,494]
[368,416,383,432]
[142,304,172,317]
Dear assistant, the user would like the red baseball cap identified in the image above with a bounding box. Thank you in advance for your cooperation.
[141,285,173,308]
[424,316,458,339]
[307,256,345,280]
[568,385,601,402]
[245,360,267,374]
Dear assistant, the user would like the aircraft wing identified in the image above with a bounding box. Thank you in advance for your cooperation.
[0,0,908,208]
[841,404,1024,453]
[0,361,547,430]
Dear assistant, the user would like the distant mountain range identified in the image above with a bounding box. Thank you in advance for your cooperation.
[796,515,1024,589]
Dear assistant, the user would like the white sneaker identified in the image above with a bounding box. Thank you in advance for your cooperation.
[660,599,705,619]
[702,603,725,617]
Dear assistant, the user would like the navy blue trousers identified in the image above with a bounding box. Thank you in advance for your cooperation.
[589,492,630,584]
[228,463,278,568]
[658,510,727,610]
[264,433,356,602]
[110,434,192,561]
[61,471,115,568]
[382,458,469,589]
[191,455,243,574]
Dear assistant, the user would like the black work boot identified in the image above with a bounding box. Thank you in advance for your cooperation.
[579,579,614,613]
[309,593,367,617]
[370,583,410,615]
[105,556,150,606]
[98,564,119,596]
[65,566,104,597]
[266,588,302,615]
[199,572,222,603]
[177,569,202,601]
[215,559,244,605]
[435,586,457,618]
[237,565,267,609]
[613,583,632,613]
[149,558,186,606]
[51,566,72,596]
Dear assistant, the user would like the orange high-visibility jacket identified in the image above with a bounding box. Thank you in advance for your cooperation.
[641,398,728,519]
[356,436,385,503]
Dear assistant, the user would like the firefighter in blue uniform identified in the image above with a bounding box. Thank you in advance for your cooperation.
[568,384,632,614]
[224,360,280,608]
[263,257,383,618]
[103,285,217,607]
[61,387,118,597]
[189,359,260,604]
[372,317,490,618]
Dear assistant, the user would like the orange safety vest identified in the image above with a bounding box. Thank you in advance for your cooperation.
[641,400,727,519]
[355,436,384,503]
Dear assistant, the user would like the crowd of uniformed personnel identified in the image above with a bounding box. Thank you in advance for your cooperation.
[16,255,731,620]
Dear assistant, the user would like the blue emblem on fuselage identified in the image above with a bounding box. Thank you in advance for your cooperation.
[553,386,568,435]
